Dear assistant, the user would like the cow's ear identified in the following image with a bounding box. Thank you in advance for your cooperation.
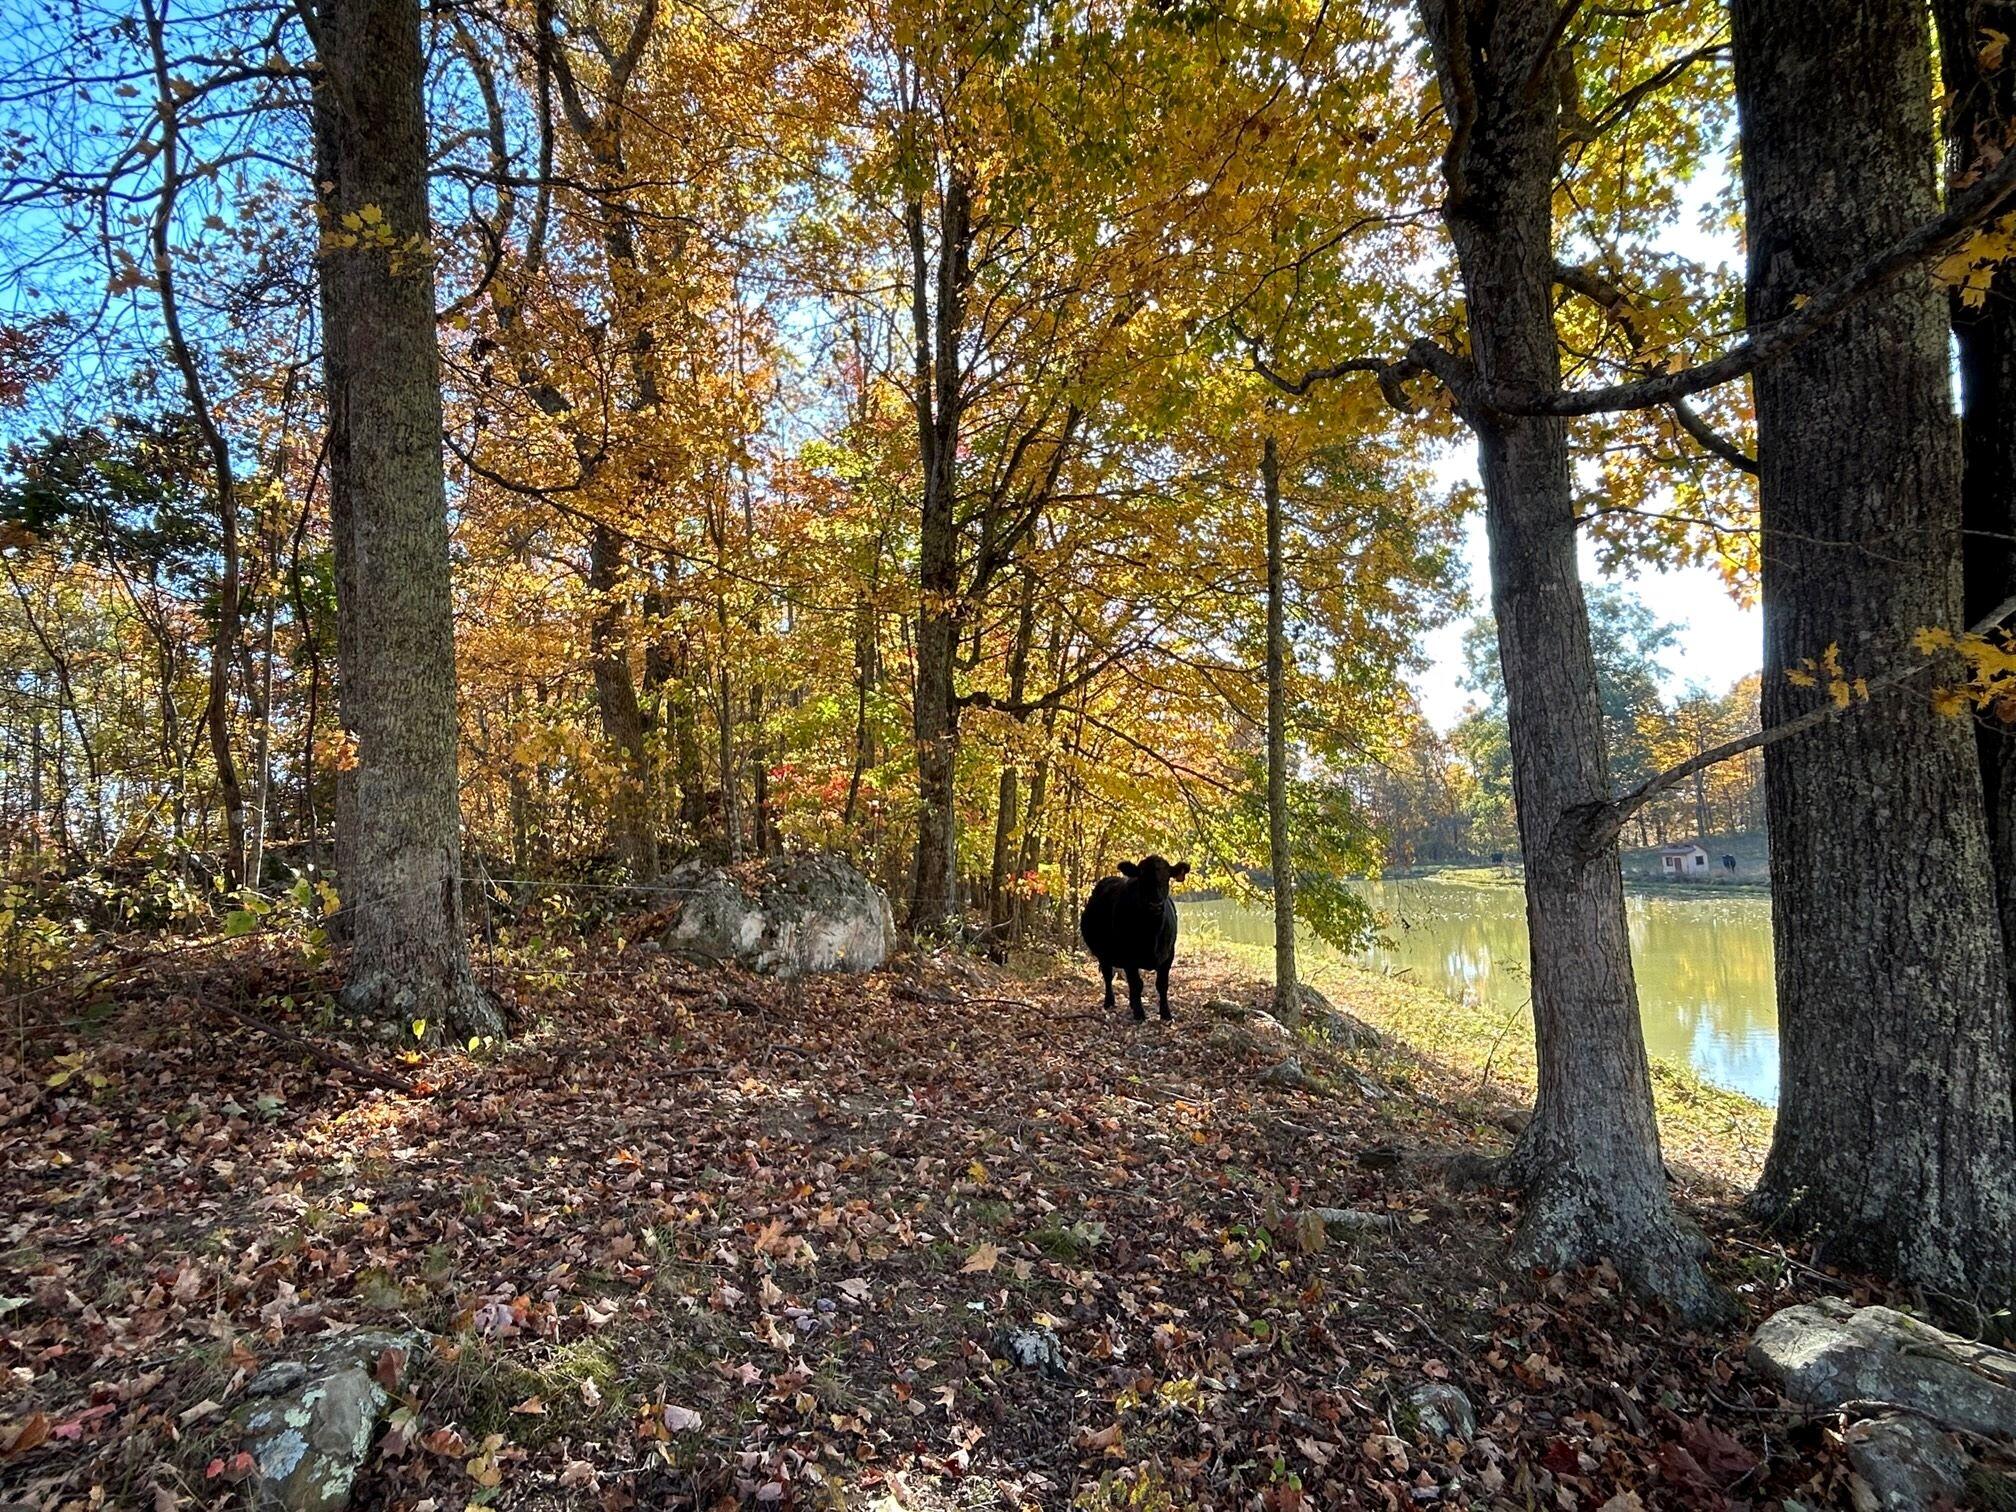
[1170,861,1190,881]
[1117,860,1138,877]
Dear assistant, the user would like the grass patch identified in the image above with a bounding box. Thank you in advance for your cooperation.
[1186,929,1772,1188]
[1028,1216,1108,1262]
[432,1334,629,1445]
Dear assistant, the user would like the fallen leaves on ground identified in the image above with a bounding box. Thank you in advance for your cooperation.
[0,936,1917,1508]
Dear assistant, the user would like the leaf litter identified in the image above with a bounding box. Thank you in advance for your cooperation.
[0,936,1960,1508]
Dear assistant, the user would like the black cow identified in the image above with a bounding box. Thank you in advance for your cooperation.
[1080,855,1191,1022]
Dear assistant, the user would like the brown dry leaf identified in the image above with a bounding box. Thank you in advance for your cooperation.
[961,1242,1001,1274]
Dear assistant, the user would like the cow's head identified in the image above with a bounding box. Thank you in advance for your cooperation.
[1118,855,1191,896]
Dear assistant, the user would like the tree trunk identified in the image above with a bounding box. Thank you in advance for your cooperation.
[843,593,879,828]
[716,657,743,862]
[1938,0,2016,1001]
[750,682,773,857]
[143,0,246,886]
[1262,434,1300,1022]
[986,578,1037,948]
[905,178,973,932]
[1737,0,2016,1307]
[588,524,657,877]
[1419,0,1719,1316]
[311,0,500,1040]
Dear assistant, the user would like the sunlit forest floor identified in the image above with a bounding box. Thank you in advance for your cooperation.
[0,935,1943,1509]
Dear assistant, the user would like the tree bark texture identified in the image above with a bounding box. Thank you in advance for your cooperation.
[312,0,500,1039]
[1737,0,2016,1307]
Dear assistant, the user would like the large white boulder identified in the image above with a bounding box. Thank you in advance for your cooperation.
[666,854,894,977]
[1748,1298,2016,1440]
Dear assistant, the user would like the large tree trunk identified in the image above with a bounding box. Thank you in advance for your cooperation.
[1938,0,2016,997]
[1262,434,1301,1023]
[588,524,658,878]
[312,0,500,1040]
[1419,0,1718,1316]
[1737,0,2016,1307]
[905,179,972,932]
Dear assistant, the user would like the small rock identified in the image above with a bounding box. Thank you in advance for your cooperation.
[1749,1299,2016,1440]
[238,1330,418,1512]
[1844,1412,1967,1511]
[1206,1021,1260,1056]
[998,1324,1067,1377]
[1293,986,1386,1051]
[1259,1056,1330,1093]
[1408,1381,1476,1444]
[1204,997,1248,1020]
[1440,1152,1503,1190]
[1314,1206,1393,1238]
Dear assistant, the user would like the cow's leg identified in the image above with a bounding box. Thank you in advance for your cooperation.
[1100,963,1116,1013]
[1126,967,1146,1022]
[1156,965,1171,1022]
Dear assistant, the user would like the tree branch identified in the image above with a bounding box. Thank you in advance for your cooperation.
[1564,590,2016,860]
[1248,146,2016,422]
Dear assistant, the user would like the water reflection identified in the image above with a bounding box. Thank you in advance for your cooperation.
[1183,878,1780,1105]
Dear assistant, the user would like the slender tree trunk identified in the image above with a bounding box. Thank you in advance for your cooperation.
[1419,0,1719,1316]
[311,0,500,1039]
[843,594,879,828]
[588,524,657,877]
[986,578,1037,948]
[716,657,743,862]
[1262,434,1300,1022]
[143,0,246,886]
[1938,0,2016,1002]
[750,682,773,857]
[506,685,534,875]
[249,601,276,883]
[1737,0,2016,1308]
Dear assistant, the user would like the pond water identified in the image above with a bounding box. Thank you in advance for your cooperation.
[1182,875,1780,1105]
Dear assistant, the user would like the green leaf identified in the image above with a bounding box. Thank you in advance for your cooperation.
[222,909,259,938]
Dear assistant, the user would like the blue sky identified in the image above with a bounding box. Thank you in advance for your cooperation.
[1411,505,1761,729]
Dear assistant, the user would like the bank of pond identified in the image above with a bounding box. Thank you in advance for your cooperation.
[1182,871,1779,1107]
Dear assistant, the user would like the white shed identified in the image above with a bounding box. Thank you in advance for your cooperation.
[1658,842,1711,879]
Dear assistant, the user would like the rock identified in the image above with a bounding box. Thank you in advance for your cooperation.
[239,1329,419,1512]
[1204,997,1249,1020]
[1207,1021,1261,1056]
[1439,1152,1503,1190]
[1259,1056,1329,1093]
[1407,1381,1476,1444]
[1844,1413,1968,1511]
[1291,985,1386,1051]
[666,854,894,977]
[1314,1206,1394,1238]
[998,1324,1067,1376]
[1748,1299,2016,1441]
